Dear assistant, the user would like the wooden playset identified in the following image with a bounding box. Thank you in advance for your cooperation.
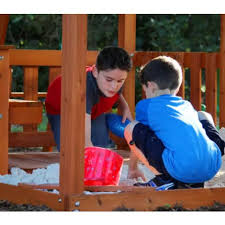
[1,14,225,211]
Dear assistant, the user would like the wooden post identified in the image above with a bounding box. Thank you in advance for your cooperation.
[0,15,9,45]
[189,53,202,111]
[205,53,217,125]
[0,48,10,174]
[23,67,39,132]
[118,14,136,117]
[220,15,225,128]
[59,15,87,210]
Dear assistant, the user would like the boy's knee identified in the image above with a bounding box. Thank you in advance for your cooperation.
[124,120,140,141]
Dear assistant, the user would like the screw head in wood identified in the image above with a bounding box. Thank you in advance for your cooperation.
[75,201,80,207]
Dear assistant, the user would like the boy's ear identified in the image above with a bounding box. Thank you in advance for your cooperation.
[92,67,98,78]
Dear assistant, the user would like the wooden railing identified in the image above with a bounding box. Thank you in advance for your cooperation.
[2,48,225,149]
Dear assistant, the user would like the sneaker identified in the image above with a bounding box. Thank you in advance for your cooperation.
[134,175,175,191]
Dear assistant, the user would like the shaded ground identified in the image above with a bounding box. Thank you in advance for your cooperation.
[1,200,225,211]
[0,200,52,211]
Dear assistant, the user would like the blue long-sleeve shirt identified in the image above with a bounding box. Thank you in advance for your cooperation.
[135,94,222,183]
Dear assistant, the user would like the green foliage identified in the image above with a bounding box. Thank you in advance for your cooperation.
[7,14,62,50]
[5,14,221,107]
[136,14,220,52]
[88,15,118,50]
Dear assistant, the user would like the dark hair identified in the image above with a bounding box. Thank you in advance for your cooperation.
[140,56,182,91]
[96,46,132,72]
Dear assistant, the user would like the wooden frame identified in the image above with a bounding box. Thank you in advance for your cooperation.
[1,14,225,211]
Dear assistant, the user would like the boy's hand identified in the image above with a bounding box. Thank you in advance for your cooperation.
[121,107,133,123]
[128,168,146,182]
[118,94,133,122]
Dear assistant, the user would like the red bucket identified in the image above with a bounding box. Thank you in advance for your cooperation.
[84,147,124,186]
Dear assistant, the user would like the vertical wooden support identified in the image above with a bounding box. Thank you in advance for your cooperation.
[118,14,136,118]
[0,15,9,45]
[220,15,225,128]
[0,49,10,174]
[23,67,39,131]
[205,53,217,125]
[49,67,61,84]
[59,15,87,210]
[189,53,202,110]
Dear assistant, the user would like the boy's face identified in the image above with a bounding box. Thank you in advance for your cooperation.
[93,68,127,97]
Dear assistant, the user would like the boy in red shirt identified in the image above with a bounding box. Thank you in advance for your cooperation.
[45,46,133,151]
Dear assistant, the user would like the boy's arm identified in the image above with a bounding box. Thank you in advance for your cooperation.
[125,121,160,179]
[128,151,147,181]
[117,94,133,122]
[85,113,93,147]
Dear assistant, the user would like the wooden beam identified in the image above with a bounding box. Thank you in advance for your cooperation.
[17,183,154,193]
[59,15,87,209]
[10,91,47,98]
[9,131,56,147]
[0,183,63,211]
[220,15,225,128]
[9,99,42,124]
[23,66,39,132]
[8,49,97,67]
[68,187,225,211]
[0,15,9,45]
[189,53,202,110]
[0,49,10,174]
[205,53,217,124]
[118,14,136,118]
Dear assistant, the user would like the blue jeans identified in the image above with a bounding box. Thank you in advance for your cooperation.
[47,114,61,151]
[47,113,115,151]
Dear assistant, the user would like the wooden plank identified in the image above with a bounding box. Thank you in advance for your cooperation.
[0,45,15,50]
[9,99,42,124]
[9,49,62,66]
[18,183,60,190]
[133,51,220,69]
[85,185,154,192]
[86,51,98,66]
[8,49,97,67]
[17,183,154,193]
[9,131,56,147]
[23,66,39,132]
[23,67,39,100]
[0,49,10,174]
[10,91,47,98]
[118,14,136,118]
[69,187,225,211]
[49,67,61,83]
[0,15,9,45]
[8,152,59,169]
[189,53,202,110]
[0,183,63,211]
[60,15,87,204]
[205,53,217,124]
[220,15,225,128]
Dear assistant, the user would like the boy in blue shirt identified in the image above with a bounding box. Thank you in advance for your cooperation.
[125,56,225,189]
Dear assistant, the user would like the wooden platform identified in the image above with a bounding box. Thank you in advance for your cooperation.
[8,150,130,171]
